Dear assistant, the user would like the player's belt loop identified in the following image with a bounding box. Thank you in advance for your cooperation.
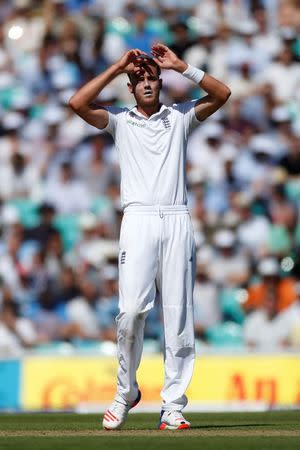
[158,206,164,219]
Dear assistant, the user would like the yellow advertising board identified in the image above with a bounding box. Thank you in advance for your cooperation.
[22,354,300,410]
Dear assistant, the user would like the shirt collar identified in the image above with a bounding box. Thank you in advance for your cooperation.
[129,104,169,120]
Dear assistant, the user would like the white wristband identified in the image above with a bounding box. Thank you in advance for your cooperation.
[182,64,205,84]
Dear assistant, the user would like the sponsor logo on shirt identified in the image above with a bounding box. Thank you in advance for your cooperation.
[126,119,146,128]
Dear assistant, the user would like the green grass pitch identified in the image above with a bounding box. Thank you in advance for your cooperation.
[0,411,299,450]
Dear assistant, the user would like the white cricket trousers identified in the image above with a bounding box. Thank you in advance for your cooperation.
[115,205,196,411]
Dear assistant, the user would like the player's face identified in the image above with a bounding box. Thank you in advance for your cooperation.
[128,64,161,107]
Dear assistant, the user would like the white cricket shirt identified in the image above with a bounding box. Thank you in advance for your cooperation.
[103,101,200,208]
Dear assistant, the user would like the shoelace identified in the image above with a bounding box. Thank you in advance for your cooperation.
[171,411,184,419]
[165,410,185,421]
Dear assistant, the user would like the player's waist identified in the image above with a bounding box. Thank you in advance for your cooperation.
[124,204,189,215]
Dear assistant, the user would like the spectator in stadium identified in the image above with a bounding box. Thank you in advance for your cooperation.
[188,121,237,184]
[24,202,57,247]
[96,264,119,342]
[194,0,251,27]
[233,134,279,194]
[89,16,127,71]
[0,112,24,167]
[44,231,65,279]
[234,193,271,258]
[269,106,292,156]
[30,283,86,343]
[243,257,298,314]
[169,21,195,60]
[227,19,271,75]
[75,133,116,197]
[208,229,250,287]
[29,285,63,342]
[0,152,40,201]
[267,182,298,236]
[53,265,79,306]
[258,45,300,103]
[279,134,300,179]
[25,248,50,303]
[124,6,159,54]
[64,275,102,340]
[0,230,24,292]
[43,160,90,214]
[65,212,102,269]
[0,300,38,357]
[244,288,300,349]
[193,261,221,341]
[184,23,217,74]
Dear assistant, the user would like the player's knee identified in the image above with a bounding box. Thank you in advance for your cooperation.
[116,310,146,341]
[116,309,146,331]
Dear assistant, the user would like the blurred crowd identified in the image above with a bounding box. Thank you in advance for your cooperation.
[1,0,300,357]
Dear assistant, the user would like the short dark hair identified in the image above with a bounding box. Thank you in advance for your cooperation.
[127,56,161,84]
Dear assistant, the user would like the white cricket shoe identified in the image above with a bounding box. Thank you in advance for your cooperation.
[103,390,141,430]
[159,410,191,430]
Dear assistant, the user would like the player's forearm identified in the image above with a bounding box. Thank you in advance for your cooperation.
[173,59,188,73]
[69,63,122,112]
[199,73,231,104]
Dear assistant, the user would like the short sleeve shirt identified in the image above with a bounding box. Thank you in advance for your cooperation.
[102,101,200,208]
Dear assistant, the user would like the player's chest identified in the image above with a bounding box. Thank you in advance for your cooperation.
[129,122,176,156]
[123,115,174,139]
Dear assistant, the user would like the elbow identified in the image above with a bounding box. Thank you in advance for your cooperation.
[68,95,84,113]
[225,86,231,100]
[68,95,78,111]
[220,86,231,104]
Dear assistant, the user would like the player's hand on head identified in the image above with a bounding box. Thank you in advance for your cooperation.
[118,49,148,74]
[151,43,179,70]
[132,65,146,78]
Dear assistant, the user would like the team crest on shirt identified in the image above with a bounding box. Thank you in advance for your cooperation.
[120,250,126,264]
[162,117,171,129]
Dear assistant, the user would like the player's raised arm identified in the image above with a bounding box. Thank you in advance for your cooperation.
[69,49,147,129]
[151,43,231,121]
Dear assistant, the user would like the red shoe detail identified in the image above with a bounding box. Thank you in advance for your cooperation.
[106,410,117,421]
[177,424,190,430]
[102,390,142,430]
[159,423,167,430]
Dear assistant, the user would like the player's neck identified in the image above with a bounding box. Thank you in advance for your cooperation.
[136,102,161,118]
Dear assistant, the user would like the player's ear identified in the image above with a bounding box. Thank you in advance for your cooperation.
[127,82,133,93]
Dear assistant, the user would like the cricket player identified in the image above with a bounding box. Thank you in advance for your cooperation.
[69,43,231,430]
